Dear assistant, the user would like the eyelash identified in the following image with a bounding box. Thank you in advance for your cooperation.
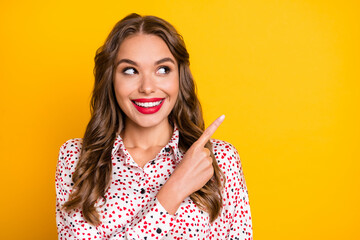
[121,66,171,75]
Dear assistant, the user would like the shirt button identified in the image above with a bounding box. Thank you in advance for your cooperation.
[165,147,171,152]
[156,228,162,234]
[140,188,146,194]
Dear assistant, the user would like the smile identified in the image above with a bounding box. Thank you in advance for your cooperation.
[133,100,163,108]
[131,98,165,114]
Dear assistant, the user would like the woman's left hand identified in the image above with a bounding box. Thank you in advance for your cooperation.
[156,115,225,214]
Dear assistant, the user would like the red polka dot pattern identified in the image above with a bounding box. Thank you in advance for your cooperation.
[55,126,253,239]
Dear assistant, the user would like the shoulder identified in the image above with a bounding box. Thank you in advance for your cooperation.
[57,138,83,174]
[210,138,247,189]
[56,138,82,201]
[210,138,239,155]
[210,138,241,169]
[59,138,83,152]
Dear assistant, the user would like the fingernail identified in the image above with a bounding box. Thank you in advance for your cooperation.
[219,114,225,121]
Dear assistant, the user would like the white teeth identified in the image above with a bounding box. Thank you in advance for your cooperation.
[134,100,163,108]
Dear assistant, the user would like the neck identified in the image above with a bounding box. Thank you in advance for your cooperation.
[121,119,173,149]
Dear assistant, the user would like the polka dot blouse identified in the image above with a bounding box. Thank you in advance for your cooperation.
[55,126,253,239]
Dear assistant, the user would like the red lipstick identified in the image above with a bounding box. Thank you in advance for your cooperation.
[131,98,165,114]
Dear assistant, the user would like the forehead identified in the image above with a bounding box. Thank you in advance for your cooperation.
[116,34,176,63]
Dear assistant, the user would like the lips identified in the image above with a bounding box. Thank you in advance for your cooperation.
[131,98,165,114]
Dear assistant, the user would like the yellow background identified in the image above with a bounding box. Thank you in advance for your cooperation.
[0,0,359,239]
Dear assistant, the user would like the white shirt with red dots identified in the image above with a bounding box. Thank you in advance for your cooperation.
[55,126,252,239]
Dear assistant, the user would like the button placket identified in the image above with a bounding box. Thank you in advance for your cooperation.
[137,168,148,195]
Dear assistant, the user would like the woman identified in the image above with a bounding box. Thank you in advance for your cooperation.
[55,13,252,239]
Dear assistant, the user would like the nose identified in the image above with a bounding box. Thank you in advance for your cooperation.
[138,72,155,94]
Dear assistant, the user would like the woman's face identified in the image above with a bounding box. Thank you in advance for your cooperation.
[114,33,179,129]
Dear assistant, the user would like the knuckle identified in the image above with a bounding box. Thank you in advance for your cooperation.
[203,128,210,135]
[207,156,213,165]
[201,148,209,157]
[205,148,211,155]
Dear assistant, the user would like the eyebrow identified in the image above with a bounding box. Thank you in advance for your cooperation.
[116,57,175,67]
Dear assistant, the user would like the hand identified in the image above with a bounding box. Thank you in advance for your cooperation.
[156,115,225,214]
[170,115,225,198]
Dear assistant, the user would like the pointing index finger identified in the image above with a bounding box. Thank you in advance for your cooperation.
[196,115,225,147]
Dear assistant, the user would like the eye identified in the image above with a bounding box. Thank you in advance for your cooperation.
[156,66,170,75]
[123,67,137,75]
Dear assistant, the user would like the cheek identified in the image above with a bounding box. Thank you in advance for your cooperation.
[113,82,130,106]
[114,77,134,97]
[172,79,180,101]
[163,77,179,99]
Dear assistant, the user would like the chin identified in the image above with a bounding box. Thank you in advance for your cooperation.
[130,115,170,129]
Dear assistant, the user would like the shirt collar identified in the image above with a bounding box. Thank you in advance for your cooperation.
[167,124,182,164]
[111,124,183,165]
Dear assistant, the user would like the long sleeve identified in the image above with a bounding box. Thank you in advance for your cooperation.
[228,186,252,240]
[55,139,103,239]
[209,140,253,240]
[109,197,177,239]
